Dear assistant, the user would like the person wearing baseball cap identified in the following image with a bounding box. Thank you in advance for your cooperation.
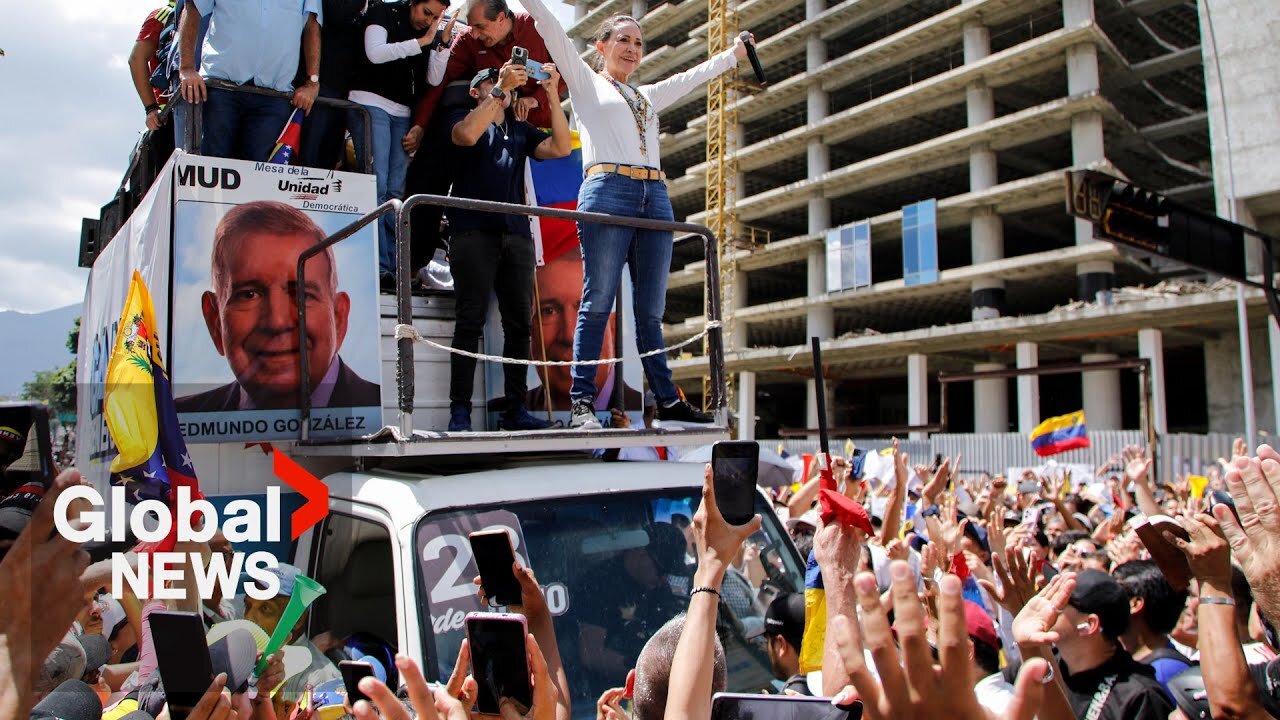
[761,593,811,695]
[1052,569,1173,720]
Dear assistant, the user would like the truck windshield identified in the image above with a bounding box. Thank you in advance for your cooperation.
[414,488,805,715]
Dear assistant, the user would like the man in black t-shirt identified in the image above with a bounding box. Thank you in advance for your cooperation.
[1055,570,1173,720]
[445,62,571,432]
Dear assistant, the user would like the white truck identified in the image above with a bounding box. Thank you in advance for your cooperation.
[75,109,806,713]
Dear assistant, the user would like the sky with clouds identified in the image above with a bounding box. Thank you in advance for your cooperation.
[0,0,575,315]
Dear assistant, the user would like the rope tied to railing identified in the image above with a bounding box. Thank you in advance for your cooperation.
[393,320,723,367]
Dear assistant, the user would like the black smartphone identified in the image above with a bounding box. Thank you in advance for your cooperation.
[469,529,522,607]
[149,611,214,720]
[339,660,376,707]
[711,693,862,720]
[466,613,531,715]
[712,440,759,526]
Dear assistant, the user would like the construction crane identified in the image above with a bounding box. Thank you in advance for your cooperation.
[702,0,740,420]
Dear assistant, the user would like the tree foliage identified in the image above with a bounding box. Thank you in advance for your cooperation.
[21,317,79,417]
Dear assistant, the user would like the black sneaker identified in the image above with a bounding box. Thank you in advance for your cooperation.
[656,399,714,425]
[570,398,602,430]
[379,271,397,294]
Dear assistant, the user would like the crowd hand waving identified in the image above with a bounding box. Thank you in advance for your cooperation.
[0,469,92,719]
[980,547,1037,616]
[921,456,955,508]
[1212,448,1280,624]
[351,654,472,720]
[1123,445,1153,487]
[925,496,966,557]
[813,515,866,577]
[829,562,1050,720]
[1171,512,1233,586]
[1011,572,1077,648]
[732,31,756,60]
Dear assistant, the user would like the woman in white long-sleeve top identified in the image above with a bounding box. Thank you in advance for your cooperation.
[522,0,753,430]
[348,0,453,284]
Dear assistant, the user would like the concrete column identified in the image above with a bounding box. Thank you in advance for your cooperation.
[1016,342,1041,434]
[573,1,590,52]
[1138,328,1168,436]
[806,248,834,337]
[974,362,1009,433]
[1082,352,1122,431]
[908,354,928,440]
[631,0,646,19]
[971,207,1005,320]
[738,371,757,440]
[730,266,749,349]
[1062,0,1113,300]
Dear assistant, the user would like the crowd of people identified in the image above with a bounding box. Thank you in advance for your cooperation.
[127,0,743,431]
[8,437,1280,720]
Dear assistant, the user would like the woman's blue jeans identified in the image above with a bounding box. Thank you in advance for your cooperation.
[571,171,680,405]
[350,104,410,274]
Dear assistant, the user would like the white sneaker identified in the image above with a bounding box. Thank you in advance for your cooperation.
[416,248,454,291]
[570,398,602,430]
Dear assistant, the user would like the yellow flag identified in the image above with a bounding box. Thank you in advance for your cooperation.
[1188,475,1209,499]
[104,271,162,473]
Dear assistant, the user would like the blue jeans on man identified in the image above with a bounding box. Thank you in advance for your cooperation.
[570,172,681,405]
[200,85,293,161]
[350,104,411,275]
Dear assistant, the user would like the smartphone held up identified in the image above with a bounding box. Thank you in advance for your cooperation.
[712,440,760,526]
[466,612,533,715]
[469,528,523,607]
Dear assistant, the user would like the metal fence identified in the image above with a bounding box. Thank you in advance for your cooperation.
[770,431,1240,485]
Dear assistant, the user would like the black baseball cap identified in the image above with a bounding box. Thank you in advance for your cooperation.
[470,68,499,89]
[1068,569,1130,639]
[764,592,806,650]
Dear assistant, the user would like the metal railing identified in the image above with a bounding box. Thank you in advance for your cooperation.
[294,194,728,443]
[774,431,1240,486]
[296,200,403,442]
[83,81,376,267]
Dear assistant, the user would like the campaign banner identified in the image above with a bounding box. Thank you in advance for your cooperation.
[480,239,644,429]
[77,152,176,494]
[168,155,382,443]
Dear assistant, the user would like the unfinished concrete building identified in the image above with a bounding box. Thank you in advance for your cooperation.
[561,0,1280,442]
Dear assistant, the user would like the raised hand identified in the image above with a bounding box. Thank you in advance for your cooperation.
[979,546,1036,615]
[1214,454,1280,624]
[829,563,1049,720]
[1172,513,1232,587]
[1011,572,1077,647]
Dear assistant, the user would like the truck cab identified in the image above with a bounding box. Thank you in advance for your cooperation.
[293,459,805,714]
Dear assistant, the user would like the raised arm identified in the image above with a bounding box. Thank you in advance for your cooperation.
[518,0,598,99]
[640,49,738,114]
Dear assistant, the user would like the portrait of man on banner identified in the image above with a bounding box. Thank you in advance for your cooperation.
[175,201,379,412]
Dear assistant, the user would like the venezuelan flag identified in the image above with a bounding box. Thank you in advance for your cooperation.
[268,108,304,164]
[104,271,203,552]
[1029,410,1090,457]
[530,129,582,260]
[799,549,825,674]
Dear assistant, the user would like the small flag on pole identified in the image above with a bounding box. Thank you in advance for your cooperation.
[1029,411,1090,457]
[267,108,305,164]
